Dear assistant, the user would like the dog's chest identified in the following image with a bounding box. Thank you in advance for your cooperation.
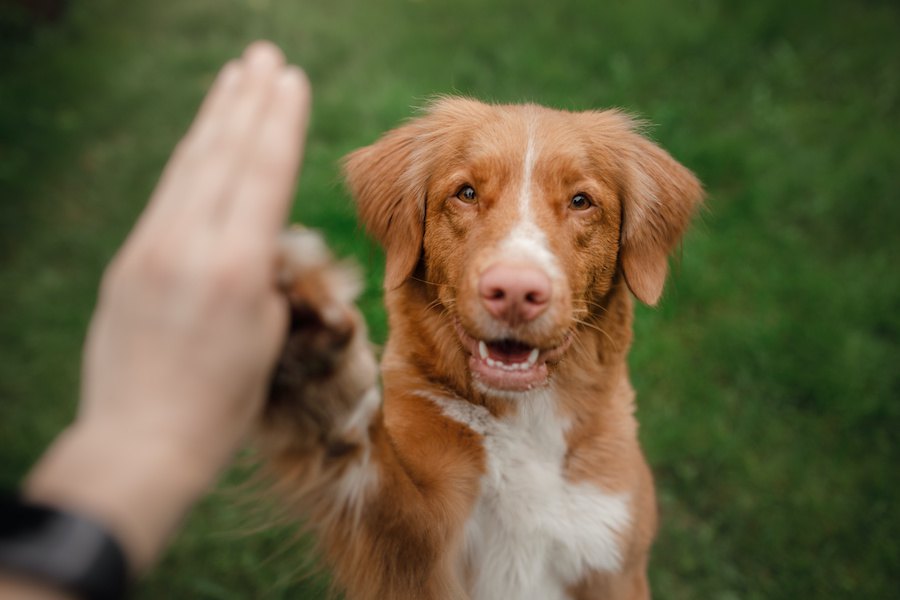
[430,393,631,600]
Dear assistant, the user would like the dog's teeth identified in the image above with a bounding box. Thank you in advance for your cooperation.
[481,344,540,371]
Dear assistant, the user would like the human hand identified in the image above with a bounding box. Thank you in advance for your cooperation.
[79,40,310,471]
[24,41,310,572]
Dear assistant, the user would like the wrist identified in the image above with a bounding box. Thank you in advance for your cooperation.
[24,421,222,573]
[0,492,130,600]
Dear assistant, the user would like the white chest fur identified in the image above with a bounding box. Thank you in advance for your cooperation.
[426,391,631,600]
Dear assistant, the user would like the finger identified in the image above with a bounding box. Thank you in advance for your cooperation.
[131,60,244,239]
[221,65,311,242]
[138,42,287,242]
[177,60,244,163]
[172,41,287,224]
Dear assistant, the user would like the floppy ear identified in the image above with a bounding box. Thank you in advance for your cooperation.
[615,121,704,306]
[343,123,427,290]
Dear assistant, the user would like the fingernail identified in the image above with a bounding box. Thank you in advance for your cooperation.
[278,66,309,92]
[218,61,241,87]
[245,40,284,70]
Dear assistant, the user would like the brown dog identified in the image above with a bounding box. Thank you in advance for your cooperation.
[260,97,702,600]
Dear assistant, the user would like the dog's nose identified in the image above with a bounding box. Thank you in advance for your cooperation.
[479,262,551,325]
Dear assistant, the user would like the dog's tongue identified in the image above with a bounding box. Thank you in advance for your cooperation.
[487,339,534,363]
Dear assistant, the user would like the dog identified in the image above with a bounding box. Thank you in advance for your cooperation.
[260,97,703,600]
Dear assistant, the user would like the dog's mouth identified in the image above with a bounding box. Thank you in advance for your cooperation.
[454,321,572,392]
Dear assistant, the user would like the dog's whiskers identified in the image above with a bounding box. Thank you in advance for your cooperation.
[410,275,456,289]
[571,316,618,350]
[576,299,610,315]
[424,297,444,312]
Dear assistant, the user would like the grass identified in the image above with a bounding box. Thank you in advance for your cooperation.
[1,0,898,597]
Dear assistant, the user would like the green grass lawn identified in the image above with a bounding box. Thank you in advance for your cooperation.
[2,0,898,597]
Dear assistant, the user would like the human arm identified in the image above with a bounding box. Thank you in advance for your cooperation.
[0,40,310,597]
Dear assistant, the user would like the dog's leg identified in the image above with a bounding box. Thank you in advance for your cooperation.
[260,227,379,523]
[256,228,473,600]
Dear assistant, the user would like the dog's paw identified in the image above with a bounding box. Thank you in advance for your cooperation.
[273,227,363,380]
[263,228,376,449]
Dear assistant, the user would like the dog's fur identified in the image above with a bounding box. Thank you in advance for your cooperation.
[260,98,702,600]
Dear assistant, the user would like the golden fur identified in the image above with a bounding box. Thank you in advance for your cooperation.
[259,98,703,599]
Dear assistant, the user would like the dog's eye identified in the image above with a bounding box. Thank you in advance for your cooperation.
[569,193,593,211]
[456,185,477,204]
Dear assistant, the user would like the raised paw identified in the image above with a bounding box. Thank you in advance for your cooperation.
[272,227,363,381]
[263,227,377,453]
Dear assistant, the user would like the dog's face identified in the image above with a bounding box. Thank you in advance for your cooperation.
[345,98,701,393]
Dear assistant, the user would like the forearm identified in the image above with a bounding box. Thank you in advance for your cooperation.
[0,41,309,597]
[23,421,217,575]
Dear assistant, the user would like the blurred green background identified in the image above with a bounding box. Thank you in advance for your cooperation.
[2,0,898,597]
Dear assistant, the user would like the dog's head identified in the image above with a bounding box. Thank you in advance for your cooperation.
[344,98,702,393]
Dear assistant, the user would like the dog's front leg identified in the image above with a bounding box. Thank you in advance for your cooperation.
[256,229,470,600]
[258,227,380,518]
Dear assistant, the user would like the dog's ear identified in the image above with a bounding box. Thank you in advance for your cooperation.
[343,123,427,290]
[586,111,704,305]
[619,133,703,305]
[343,97,487,290]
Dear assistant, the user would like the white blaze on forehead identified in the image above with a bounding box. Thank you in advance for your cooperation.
[494,116,560,277]
[520,118,538,221]
[497,221,559,277]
